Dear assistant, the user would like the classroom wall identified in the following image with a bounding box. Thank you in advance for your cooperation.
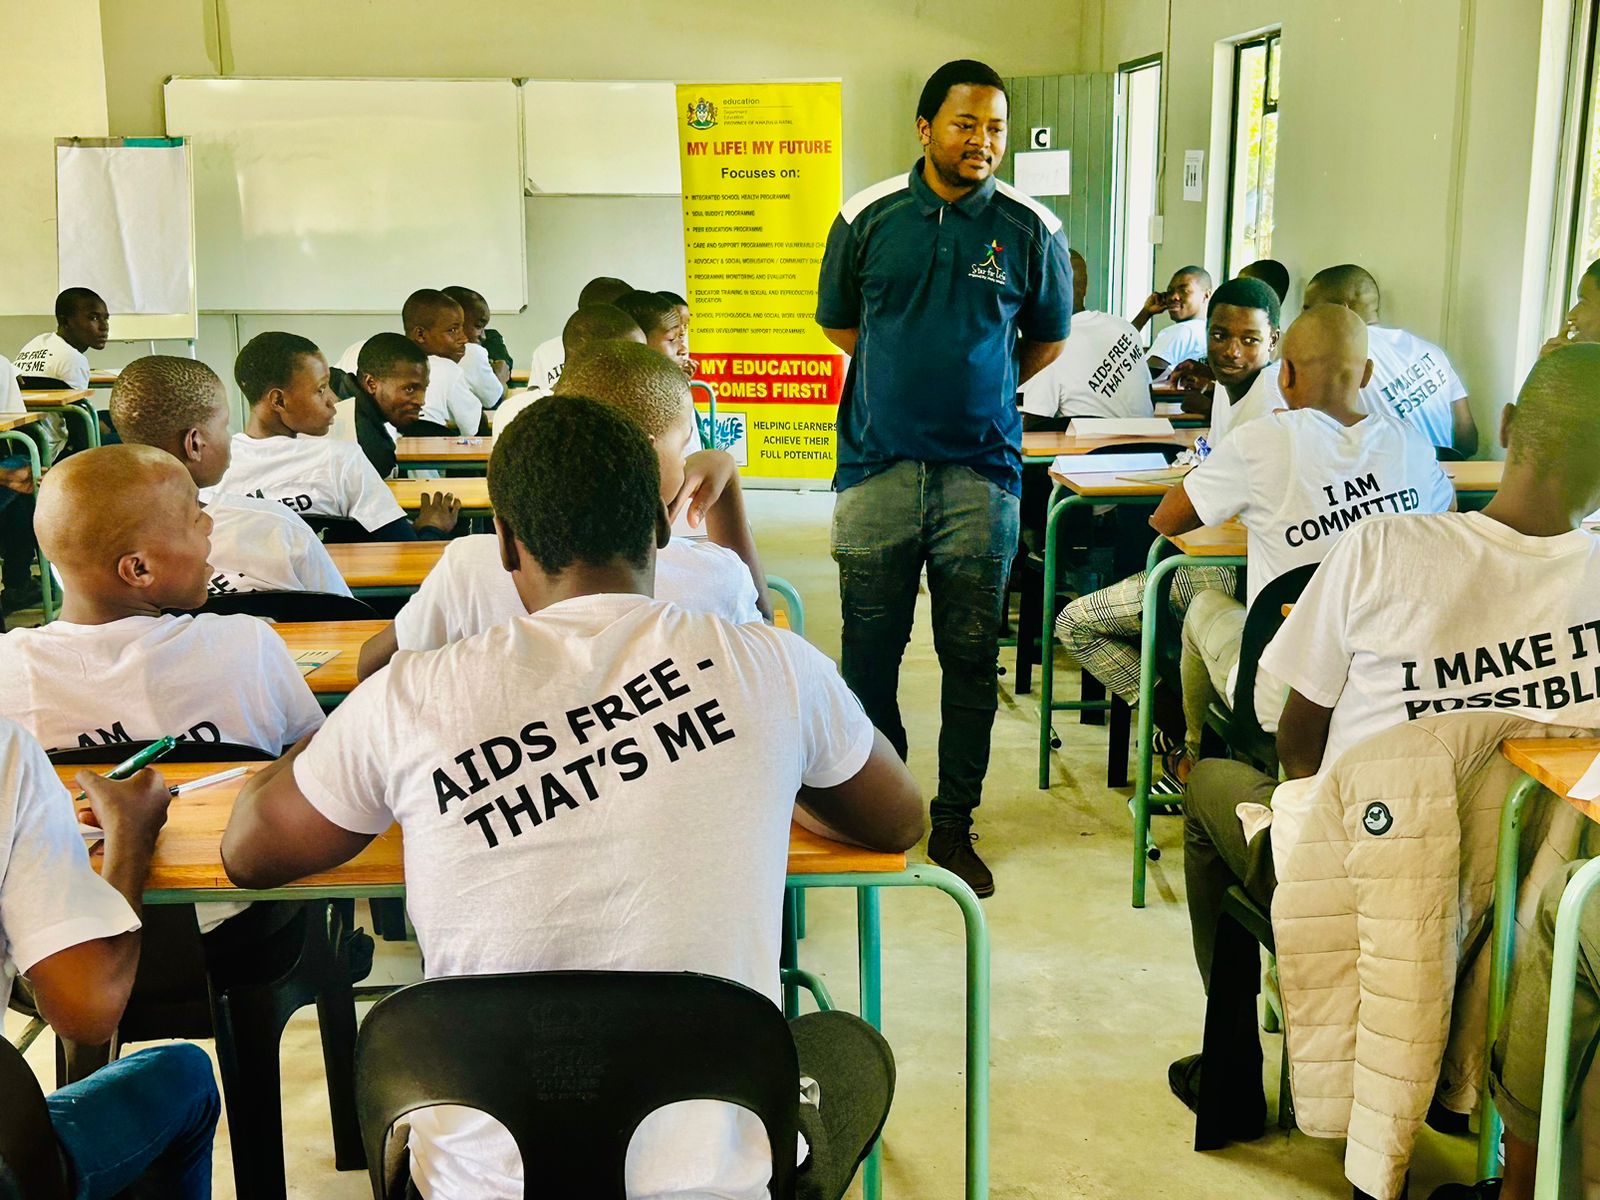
[0,0,1083,409]
[1076,0,1548,450]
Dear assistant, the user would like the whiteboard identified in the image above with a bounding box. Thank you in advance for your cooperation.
[56,139,197,340]
[164,78,526,313]
[521,81,680,196]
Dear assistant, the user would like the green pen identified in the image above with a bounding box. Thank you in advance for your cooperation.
[72,736,180,803]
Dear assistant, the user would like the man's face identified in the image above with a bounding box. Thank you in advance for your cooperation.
[1166,273,1209,322]
[653,403,698,504]
[189,395,234,489]
[414,305,467,361]
[918,84,1008,191]
[462,299,491,345]
[1567,275,1600,345]
[367,361,429,427]
[278,353,338,436]
[143,473,215,610]
[64,297,110,350]
[1206,303,1277,387]
[646,314,690,374]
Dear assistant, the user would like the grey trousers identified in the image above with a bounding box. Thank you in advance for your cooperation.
[1183,758,1281,986]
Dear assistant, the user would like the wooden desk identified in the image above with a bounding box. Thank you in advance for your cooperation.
[273,620,386,698]
[1170,521,1247,557]
[0,411,44,433]
[324,541,446,593]
[1023,426,1203,462]
[1443,459,1502,494]
[1153,400,1207,427]
[1502,739,1600,822]
[88,370,119,387]
[23,388,92,406]
[509,368,530,386]
[389,476,490,513]
[395,436,492,466]
[1047,466,1182,498]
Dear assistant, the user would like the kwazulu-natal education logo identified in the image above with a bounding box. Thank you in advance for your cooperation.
[686,97,719,130]
[969,239,1007,285]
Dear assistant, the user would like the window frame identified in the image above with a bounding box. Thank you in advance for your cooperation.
[1223,29,1282,278]
[1556,2,1600,317]
[1111,53,1163,318]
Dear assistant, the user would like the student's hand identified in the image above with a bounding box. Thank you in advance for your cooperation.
[1542,328,1579,357]
[1140,291,1168,319]
[0,465,34,494]
[1168,358,1216,394]
[414,491,462,534]
[76,768,171,851]
[671,450,739,528]
[681,356,700,380]
[493,360,512,386]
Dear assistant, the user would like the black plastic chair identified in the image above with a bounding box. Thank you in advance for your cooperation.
[0,1036,71,1200]
[356,971,800,1200]
[328,367,361,401]
[1200,563,1318,775]
[46,740,365,1200]
[303,516,374,545]
[185,590,378,622]
[1435,444,1466,462]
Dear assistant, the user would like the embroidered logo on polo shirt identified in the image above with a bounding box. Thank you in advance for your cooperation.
[686,97,719,130]
[1362,801,1394,836]
[969,239,1007,285]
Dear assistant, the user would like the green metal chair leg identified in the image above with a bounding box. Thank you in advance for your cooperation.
[1532,855,1600,1199]
[765,574,805,638]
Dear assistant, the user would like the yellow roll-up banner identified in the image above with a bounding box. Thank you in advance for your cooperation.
[677,81,844,481]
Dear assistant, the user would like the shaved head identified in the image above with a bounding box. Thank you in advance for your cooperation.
[37,446,215,616]
[1304,264,1381,324]
[1506,344,1600,472]
[1279,304,1371,411]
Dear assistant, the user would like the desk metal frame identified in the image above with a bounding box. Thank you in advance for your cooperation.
[0,431,55,621]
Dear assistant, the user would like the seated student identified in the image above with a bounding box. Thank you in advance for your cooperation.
[1132,266,1212,376]
[1167,277,1286,440]
[615,289,692,378]
[659,289,699,379]
[493,303,646,432]
[1171,346,1600,1147]
[526,275,632,393]
[15,286,108,390]
[1019,248,1153,426]
[223,393,922,1200]
[1150,304,1453,780]
[1541,257,1600,356]
[348,333,429,479]
[1236,257,1290,305]
[443,284,506,409]
[0,352,40,613]
[0,717,222,1198]
[337,289,481,437]
[359,339,766,678]
[1052,277,1283,791]
[1304,263,1478,456]
[111,355,350,599]
[214,332,460,542]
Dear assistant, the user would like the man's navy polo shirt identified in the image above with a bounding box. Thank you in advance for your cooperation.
[815,161,1072,496]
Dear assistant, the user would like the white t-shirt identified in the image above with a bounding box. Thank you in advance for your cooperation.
[210,432,407,533]
[1149,317,1206,367]
[205,493,353,598]
[337,341,482,434]
[294,594,874,1200]
[0,355,21,415]
[393,533,762,652]
[1019,310,1154,420]
[459,342,503,408]
[490,387,546,433]
[526,335,565,393]
[1208,362,1284,444]
[1360,325,1467,448]
[14,332,90,389]
[1186,409,1453,607]
[1261,512,1600,775]
[0,718,140,1017]
[0,612,324,755]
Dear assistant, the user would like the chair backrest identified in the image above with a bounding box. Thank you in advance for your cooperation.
[0,1037,70,1200]
[17,377,69,392]
[1228,562,1319,749]
[303,516,371,544]
[355,971,799,1200]
[48,740,275,766]
[1434,444,1466,463]
[185,590,377,622]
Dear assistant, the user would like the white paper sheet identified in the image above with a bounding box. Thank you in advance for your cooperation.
[1065,417,1175,437]
[1050,453,1170,477]
[1013,149,1072,197]
[1568,750,1600,801]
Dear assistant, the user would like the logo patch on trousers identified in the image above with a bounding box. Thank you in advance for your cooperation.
[1362,801,1394,836]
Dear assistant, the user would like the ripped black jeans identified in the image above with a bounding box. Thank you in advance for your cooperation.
[831,460,1020,830]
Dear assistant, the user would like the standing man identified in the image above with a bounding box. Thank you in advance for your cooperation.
[815,58,1072,896]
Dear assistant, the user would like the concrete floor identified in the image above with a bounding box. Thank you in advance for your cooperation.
[8,488,1479,1198]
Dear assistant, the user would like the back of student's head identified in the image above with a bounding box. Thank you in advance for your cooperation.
[1237,259,1290,304]
[613,290,681,339]
[111,356,225,449]
[1506,344,1600,474]
[553,340,690,439]
[357,331,428,382]
[1304,264,1380,322]
[562,304,643,356]
[35,444,193,571]
[402,288,462,330]
[442,285,485,313]
[917,60,1007,123]
[577,276,632,307]
[658,290,688,307]
[489,394,660,574]
[55,286,103,324]
[235,332,321,405]
[1207,276,1281,329]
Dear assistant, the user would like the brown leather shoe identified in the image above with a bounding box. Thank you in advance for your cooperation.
[927,827,994,897]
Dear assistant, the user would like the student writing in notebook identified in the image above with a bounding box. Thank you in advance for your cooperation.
[110,355,351,599]
[358,339,768,677]
[225,393,922,1200]
[214,332,459,542]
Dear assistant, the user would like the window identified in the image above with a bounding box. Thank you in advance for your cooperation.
[1562,6,1600,306]
[1225,31,1281,278]
[1112,57,1162,321]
